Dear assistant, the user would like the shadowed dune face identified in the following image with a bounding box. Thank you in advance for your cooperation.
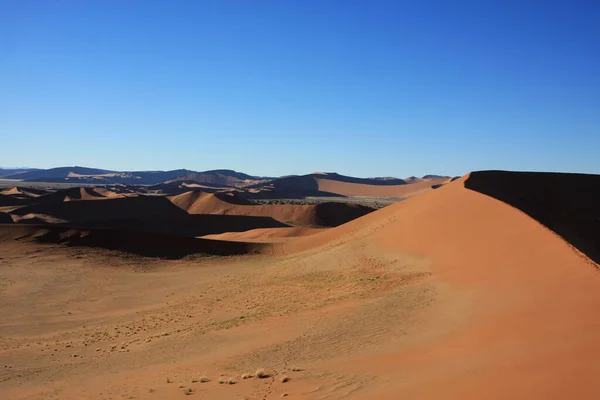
[465,170,600,264]
[0,224,267,259]
[11,195,187,222]
[0,194,32,207]
[9,195,289,238]
[0,212,13,223]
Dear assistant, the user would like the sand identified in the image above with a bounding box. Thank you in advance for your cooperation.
[314,176,449,197]
[1,171,599,399]
[169,190,374,227]
[201,226,325,243]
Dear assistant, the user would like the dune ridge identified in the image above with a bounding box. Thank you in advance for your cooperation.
[169,190,374,227]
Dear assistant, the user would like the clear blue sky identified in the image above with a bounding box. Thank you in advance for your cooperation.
[1,0,598,177]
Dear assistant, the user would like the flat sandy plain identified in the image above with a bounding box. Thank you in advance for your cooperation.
[1,171,599,399]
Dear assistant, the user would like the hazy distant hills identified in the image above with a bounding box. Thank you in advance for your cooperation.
[0,166,449,194]
[0,167,242,186]
[0,168,40,177]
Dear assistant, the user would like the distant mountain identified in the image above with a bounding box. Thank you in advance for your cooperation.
[164,169,269,188]
[422,174,450,180]
[3,166,114,181]
[0,168,41,178]
[316,173,407,186]
[1,166,449,197]
[2,166,267,186]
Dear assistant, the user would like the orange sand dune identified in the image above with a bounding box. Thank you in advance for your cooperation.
[315,176,449,197]
[170,190,373,227]
[1,187,47,197]
[201,226,324,243]
[280,172,600,399]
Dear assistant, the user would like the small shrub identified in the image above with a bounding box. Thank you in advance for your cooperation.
[166,377,173,384]
[218,377,225,384]
[241,372,253,379]
[280,375,289,383]
[291,366,303,372]
[227,377,237,385]
[183,387,194,395]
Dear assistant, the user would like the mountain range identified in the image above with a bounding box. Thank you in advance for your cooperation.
[0,166,448,190]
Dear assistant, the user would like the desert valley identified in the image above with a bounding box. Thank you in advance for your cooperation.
[1,166,599,399]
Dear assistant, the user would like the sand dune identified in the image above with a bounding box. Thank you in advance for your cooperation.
[465,170,600,264]
[276,172,600,399]
[0,224,267,258]
[1,171,599,400]
[315,175,449,197]
[0,193,31,207]
[9,194,289,238]
[1,187,39,197]
[245,173,449,198]
[202,226,324,243]
[170,190,374,227]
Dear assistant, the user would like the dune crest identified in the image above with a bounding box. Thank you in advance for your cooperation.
[169,189,374,227]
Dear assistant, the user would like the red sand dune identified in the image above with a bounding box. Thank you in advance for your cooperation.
[201,226,324,242]
[277,172,600,399]
[315,175,449,197]
[245,173,450,198]
[465,170,600,264]
[1,187,47,197]
[169,190,374,227]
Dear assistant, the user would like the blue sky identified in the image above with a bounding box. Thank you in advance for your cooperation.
[1,0,598,177]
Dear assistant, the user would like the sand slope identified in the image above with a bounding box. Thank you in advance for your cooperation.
[279,172,600,399]
[169,190,374,227]
[315,175,449,197]
[202,226,324,243]
[465,170,600,264]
